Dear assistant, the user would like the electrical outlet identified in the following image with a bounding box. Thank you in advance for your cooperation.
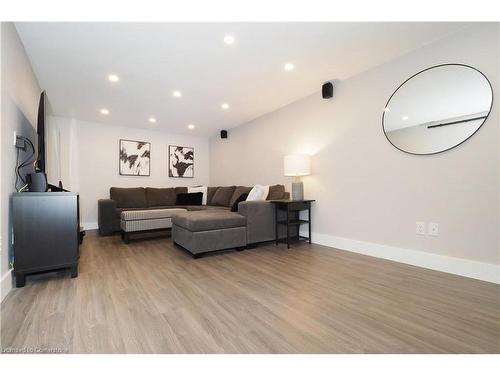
[416,221,426,235]
[428,222,439,236]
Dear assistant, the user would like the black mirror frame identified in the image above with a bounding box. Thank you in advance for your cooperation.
[382,63,494,156]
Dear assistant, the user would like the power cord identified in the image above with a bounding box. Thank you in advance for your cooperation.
[14,136,35,192]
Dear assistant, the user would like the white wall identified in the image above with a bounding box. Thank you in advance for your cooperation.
[1,22,41,300]
[0,22,3,302]
[47,117,210,229]
[209,24,500,283]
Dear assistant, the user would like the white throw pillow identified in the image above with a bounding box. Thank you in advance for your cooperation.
[188,185,208,205]
[246,185,270,201]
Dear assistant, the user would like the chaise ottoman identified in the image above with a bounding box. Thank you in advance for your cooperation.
[171,210,247,258]
[120,208,187,243]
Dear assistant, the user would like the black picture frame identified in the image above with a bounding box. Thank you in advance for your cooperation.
[168,145,194,178]
[119,139,151,176]
[381,63,494,156]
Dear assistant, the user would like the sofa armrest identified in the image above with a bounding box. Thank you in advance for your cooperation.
[98,199,120,235]
[238,201,276,244]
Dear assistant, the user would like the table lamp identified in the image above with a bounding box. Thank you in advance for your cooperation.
[284,154,311,200]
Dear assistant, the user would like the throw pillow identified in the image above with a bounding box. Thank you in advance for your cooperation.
[266,184,285,200]
[174,186,188,195]
[188,185,208,205]
[211,186,236,207]
[110,187,147,208]
[229,186,252,208]
[230,193,249,212]
[145,187,177,207]
[246,185,270,201]
[176,192,203,205]
[206,186,219,205]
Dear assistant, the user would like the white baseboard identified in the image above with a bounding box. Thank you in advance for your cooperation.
[82,222,98,230]
[302,231,500,284]
[1,270,13,302]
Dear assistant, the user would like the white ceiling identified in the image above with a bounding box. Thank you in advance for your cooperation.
[15,22,471,137]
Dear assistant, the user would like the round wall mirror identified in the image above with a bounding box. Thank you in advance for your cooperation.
[382,64,493,155]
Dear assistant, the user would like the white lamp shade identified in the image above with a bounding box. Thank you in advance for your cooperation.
[284,154,311,176]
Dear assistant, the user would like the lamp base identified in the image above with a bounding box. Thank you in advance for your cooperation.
[291,181,304,201]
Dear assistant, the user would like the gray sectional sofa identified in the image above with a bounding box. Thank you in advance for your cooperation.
[98,185,290,250]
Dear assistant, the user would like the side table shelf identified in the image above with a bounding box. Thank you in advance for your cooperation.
[270,200,315,249]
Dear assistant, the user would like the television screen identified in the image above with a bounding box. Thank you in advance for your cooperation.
[35,91,46,173]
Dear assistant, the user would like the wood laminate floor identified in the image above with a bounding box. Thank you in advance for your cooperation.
[1,231,499,353]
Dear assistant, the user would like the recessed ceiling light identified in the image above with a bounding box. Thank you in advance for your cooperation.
[402,116,409,120]
[108,74,119,82]
[224,35,235,45]
[188,124,195,130]
[148,117,157,123]
[100,108,109,115]
[221,103,230,110]
[284,63,295,71]
[173,91,182,98]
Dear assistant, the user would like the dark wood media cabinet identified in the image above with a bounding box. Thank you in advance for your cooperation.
[12,192,80,287]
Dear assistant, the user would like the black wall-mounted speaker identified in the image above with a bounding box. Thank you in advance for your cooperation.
[220,130,228,139]
[322,82,334,99]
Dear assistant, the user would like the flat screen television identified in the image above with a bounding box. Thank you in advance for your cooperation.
[35,91,47,173]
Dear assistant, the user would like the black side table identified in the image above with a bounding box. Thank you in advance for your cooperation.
[270,200,315,248]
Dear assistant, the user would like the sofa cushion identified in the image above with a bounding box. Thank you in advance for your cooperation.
[267,184,286,200]
[172,211,246,232]
[148,205,229,211]
[206,186,219,205]
[211,186,236,207]
[231,193,249,212]
[188,185,208,205]
[176,192,203,205]
[121,208,187,221]
[175,186,188,195]
[185,205,230,211]
[229,186,252,208]
[145,187,177,207]
[110,187,147,208]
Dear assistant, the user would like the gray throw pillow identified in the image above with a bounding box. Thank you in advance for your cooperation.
[211,186,236,207]
[110,187,147,208]
[206,186,219,205]
[229,186,252,208]
[145,187,177,207]
[174,186,188,195]
[231,193,249,212]
[267,184,286,200]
